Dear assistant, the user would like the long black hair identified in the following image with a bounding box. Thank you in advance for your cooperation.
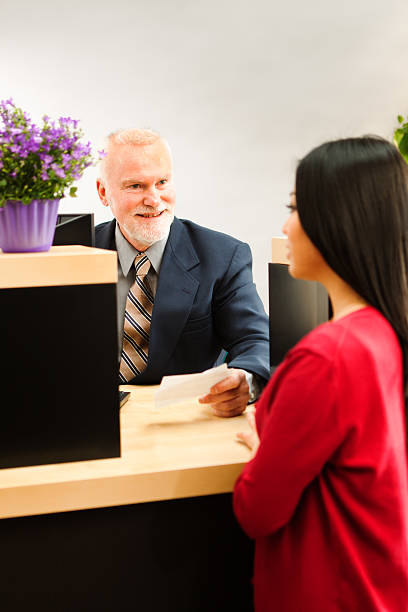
[296,136,408,411]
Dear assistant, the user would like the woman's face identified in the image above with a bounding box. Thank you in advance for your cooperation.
[282,191,326,281]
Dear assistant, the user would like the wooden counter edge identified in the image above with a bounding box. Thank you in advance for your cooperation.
[0,463,245,520]
[0,245,118,288]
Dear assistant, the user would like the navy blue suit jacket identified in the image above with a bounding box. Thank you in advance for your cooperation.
[95,218,270,385]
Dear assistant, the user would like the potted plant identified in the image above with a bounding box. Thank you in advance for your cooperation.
[394,114,408,164]
[0,98,103,253]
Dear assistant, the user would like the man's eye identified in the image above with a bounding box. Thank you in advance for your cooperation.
[158,179,167,186]
[129,184,141,189]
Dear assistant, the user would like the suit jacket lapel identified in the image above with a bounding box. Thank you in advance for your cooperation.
[146,218,200,377]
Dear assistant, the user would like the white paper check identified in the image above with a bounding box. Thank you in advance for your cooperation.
[154,363,229,408]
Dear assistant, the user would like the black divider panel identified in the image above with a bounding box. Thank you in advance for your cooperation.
[0,283,120,467]
[268,263,330,368]
[0,494,254,612]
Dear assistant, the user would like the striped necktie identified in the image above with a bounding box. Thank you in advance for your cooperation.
[119,254,154,383]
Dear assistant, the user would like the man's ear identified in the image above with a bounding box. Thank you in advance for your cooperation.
[96,179,109,207]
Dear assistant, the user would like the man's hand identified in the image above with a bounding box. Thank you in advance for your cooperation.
[198,368,250,417]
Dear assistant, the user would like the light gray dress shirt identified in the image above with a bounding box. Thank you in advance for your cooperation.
[114,222,260,401]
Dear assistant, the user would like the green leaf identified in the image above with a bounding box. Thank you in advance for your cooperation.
[398,115,405,124]
[0,179,7,187]
[398,133,408,157]
[394,129,404,147]
[69,186,77,198]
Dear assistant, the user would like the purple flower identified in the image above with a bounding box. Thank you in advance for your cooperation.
[58,138,70,150]
[26,139,40,153]
[59,117,79,130]
[0,101,96,199]
[72,149,84,160]
[98,149,107,158]
[51,163,65,178]
[40,153,53,165]
[0,98,14,109]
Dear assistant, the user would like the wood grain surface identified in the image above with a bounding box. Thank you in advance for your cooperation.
[0,245,117,288]
[0,385,252,519]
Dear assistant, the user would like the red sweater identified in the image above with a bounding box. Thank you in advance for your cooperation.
[234,307,408,611]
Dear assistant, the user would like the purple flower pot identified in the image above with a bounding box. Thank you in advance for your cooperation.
[0,199,60,253]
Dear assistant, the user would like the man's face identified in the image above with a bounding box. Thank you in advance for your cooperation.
[97,139,176,250]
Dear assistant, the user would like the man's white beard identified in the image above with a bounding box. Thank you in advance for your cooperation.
[122,213,174,247]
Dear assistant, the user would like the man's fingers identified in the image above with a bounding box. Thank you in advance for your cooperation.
[209,370,246,394]
[199,387,248,405]
[212,397,247,417]
[199,371,248,404]
[214,406,244,418]
[198,369,250,417]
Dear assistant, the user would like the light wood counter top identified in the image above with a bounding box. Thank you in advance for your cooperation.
[0,386,252,520]
[0,245,117,288]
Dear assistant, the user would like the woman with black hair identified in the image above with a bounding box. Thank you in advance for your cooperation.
[234,137,408,611]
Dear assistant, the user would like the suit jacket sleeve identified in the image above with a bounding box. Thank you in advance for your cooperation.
[212,241,270,383]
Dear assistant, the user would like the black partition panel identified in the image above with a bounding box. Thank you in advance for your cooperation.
[0,283,120,468]
[268,263,330,368]
[0,494,254,612]
[53,213,95,247]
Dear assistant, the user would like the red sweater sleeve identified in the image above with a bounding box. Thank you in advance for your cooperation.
[234,348,349,539]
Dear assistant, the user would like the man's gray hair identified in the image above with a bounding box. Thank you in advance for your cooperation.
[98,128,164,180]
[106,128,161,147]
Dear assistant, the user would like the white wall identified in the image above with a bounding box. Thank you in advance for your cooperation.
[2,0,408,308]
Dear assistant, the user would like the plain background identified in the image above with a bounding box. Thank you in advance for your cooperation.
[2,0,408,308]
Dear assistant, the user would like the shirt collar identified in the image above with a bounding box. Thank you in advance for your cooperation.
[115,222,169,277]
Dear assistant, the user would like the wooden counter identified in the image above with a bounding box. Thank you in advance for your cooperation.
[0,385,252,520]
[0,244,118,288]
[0,250,255,612]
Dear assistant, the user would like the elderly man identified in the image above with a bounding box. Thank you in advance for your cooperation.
[95,129,269,417]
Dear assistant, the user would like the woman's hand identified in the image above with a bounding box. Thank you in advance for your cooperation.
[236,410,260,459]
